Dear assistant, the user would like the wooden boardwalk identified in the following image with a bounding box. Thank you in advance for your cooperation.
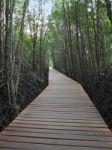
[0,69,112,150]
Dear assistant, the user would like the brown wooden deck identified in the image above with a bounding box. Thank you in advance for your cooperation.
[0,69,112,150]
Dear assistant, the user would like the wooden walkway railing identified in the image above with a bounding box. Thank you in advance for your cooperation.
[0,69,112,150]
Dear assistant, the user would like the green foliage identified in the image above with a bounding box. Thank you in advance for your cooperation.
[47,0,112,75]
[23,34,32,64]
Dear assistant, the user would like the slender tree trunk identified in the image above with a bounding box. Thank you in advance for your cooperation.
[10,0,29,110]
[0,0,4,73]
[105,0,112,24]
[4,0,10,81]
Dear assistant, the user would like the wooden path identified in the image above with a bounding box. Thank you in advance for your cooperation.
[0,69,112,150]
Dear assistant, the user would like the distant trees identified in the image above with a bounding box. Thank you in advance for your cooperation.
[27,0,49,77]
[48,0,112,82]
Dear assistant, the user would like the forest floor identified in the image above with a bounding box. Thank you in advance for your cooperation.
[0,66,48,131]
[84,72,112,130]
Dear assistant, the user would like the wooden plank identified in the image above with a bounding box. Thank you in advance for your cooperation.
[0,135,112,148]
[0,69,112,150]
[8,123,110,132]
[1,131,112,142]
[6,127,112,137]
[12,120,107,128]
[0,141,110,150]
[16,117,105,123]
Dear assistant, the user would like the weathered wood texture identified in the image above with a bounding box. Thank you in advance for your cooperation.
[0,69,112,150]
